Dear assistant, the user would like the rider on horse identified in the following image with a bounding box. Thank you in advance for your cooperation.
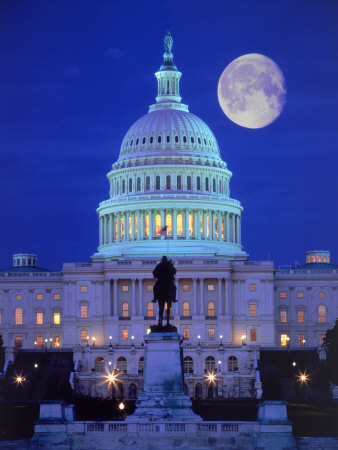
[152,256,177,327]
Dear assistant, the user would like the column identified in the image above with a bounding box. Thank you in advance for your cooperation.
[140,211,144,240]
[132,279,136,315]
[226,212,230,242]
[238,216,241,245]
[125,211,129,241]
[138,279,143,315]
[104,215,108,244]
[218,211,222,241]
[185,209,189,239]
[117,213,121,242]
[232,214,236,243]
[160,209,165,239]
[197,210,201,240]
[194,210,198,239]
[99,217,103,246]
[105,280,111,316]
[212,212,215,240]
[109,213,113,243]
[225,279,230,314]
[208,210,212,240]
[137,211,141,240]
[199,278,204,315]
[113,279,118,316]
[149,210,153,239]
[193,278,197,314]
[218,278,223,315]
[173,209,177,239]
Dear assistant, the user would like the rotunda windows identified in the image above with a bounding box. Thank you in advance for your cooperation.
[198,137,201,144]
[197,176,201,190]
[183,136,187,143]
[129,179,132,192]
[122,180,125,194]
[158,136,161,143]
[137,177,141,191]
[130,140,133,146]
[187,176,192,190]
[213,179,216,192]
[166,135,170,143]
[177,175,182,190]
[155,176,161,190]
[166,214,172,235]
[166,175,171,190]
[146,176,150,191]
[204,138,207,145]
[205,177,209,191]
[150,136,153,144]
[155,214,161,235]
[142,137,146,144]
[136,138,139,145]
[191,136,194,143]
[175,136,179,143]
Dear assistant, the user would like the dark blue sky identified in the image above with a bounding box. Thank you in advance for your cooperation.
[0,0,337,271]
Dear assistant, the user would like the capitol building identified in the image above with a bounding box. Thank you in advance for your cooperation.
[0,34,337,400]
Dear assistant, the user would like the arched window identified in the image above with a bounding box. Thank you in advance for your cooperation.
[146,176,150,190]
[158,135,161,143]
[116,356,127,373]
[213,178,216,192]
[166,135,170,143]
[166,175,171,190]
[128,383,137,399]
[205,356,216,372]
[207,301,215,317]
[122,302,129,318]
[15,307,23,325]
[137,177,141,191]
[142,137,146,144]
[116,181,119,194]
[228,356,238,372]
[166,213,172,236]
[318,305,326,323]
[177,214,183,236]
[122,180,125,193]
[175,135,179,143]
[183,301,190,317]
[155,214,161,235]
[205,177,209,191]
[95,357,105,373]
[189,214,193,236]
[191,136,194,143]
[183,356,193,374]
[177,175,182,190]
[147,302,154,317]
[138,356,144,374]
[195,383,203,399]
[183,136,187,143]
[187,176,192,190]
[150,136,153,144]
[136,138,139,145]
[129,179,132,192]
[156,176,161,190]
[197,176,201,190]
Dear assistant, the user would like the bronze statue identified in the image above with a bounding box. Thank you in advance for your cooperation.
[151,256,177,331]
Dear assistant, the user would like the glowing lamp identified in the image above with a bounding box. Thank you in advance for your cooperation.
[119,402,125,410]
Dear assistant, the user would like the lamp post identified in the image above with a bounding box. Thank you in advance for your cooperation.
[219,334,223,345]
[44,339,48,350]
[34,341,37,349]
[49,338,53,348]
[286,336,290,351]
[217,359,222,372]
[109,335,112,347]
[131,336,135,347]
[197,335,201,346]
[241,335,246,345]
[92,336,96,347]
[86,336,90,346]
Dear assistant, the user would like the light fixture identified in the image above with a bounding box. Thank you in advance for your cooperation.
[92,336,96,346]
[118,402,125,410]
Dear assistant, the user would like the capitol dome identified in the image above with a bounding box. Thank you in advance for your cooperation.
[94,33,247,260]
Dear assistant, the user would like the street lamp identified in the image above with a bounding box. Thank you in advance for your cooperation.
[118,401,125,410]
[131,336,135,347]
[92,336,96,347]
[109,336,112,346]
[241,335,246,345]
[49,338,53,348]
[197,335,201,346]
[34,341,37,349]
[217,360,222,372]
[86,336,90,346]
[34,363,38,369]
[219,334,223,345]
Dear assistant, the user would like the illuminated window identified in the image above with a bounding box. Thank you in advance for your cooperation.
[249,284,256,291]
[222,219,224,239]
[80,329,88,342]
[197,176,201,190]
[122,285,129,292]
[187,176,192,190]
[227,356,237,372]
[200,214,203,236]
[177,214,183,236]
[281,334,288,346]
[122,329,128,341]
[205,356,215,372]
[147,284,153,292]
[280,310,287,322]
[81,305,87,318]
[177,175,182,190]
[156,176,161,190]
[208,328,215,340]
[207,284,215,291]
[307,255,310,263]
[36,336,43,348]
[117,356,127,373]
[135,215,138,237]
[318,305,326,323]
[15,308,23,325]
[122,302,129,317]
[145,214,149,237]
[205,177,209,191]
[129,216,132,238]
[311,255,315,262]
[54,336,60,348]
[319,291,325,298]
[317,255,321,262]
[16,294,22,301]
[297,310,304,323]
[120,217,124,238]
[319,334,326,345]
[137,177,141,191]
[297,291,304,298]
[155,214,161,235]
[95,356,105,372]
[183,301,190,317]
[146,176,150,190]
[80,285,87,293]
[250,304,257,317]
[215,217,219,238]
[54,312,60,325]
[207,301,215,317]
[206,215,209,237]
[36,294,44,300]
[36,312,43,325]
[166,213,172,236]
[147,302,154,317]
[250,328,257,342]
[166,175,171,189]
[15,336,22,348]
[183,356,193,374]
[189,214,193,236]
[298,334,305,346]
[183,328,190,340]
[53,293,61,300]
[280,291,287,298]
[182,284,190,292]
[323,256,327,262]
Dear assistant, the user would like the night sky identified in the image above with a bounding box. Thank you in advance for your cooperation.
[0,0,337,271]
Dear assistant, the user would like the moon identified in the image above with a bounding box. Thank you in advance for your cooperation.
[217,53,286,129]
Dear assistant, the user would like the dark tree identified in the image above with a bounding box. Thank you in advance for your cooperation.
[0,335,4,371]
[324,318,338,384]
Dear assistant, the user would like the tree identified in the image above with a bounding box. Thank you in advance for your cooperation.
[324,318,338,384]
[0,335,4,371]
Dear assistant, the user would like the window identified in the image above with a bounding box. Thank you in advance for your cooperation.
[138,357,144,374]
[121,285,129,292]
[250,304,257,317]
[147,302,154,317]
[250,328,257,342]
[207,284,215,291]
[158,135,161,143]
[166,213,172,236]
[95,357,105,373]
[213,178,216,192]
[122,302,129,318]
[280,292,287,298]
[205,356,216,372]
[207,301,215,317]
[215,217,219,238]
[116,356,127,373]
[156,176,161,190]
[183,135,187,143]
[184,356,193,374]
[137,177,141,191]
[227,356,238,372]
[155,214,161,235]
[128,178,132,192]
[183,328,190,340]
[54,336,60,348]
[53,293,60,300]
[297,310,304,323]
[191,136,194,143]
[166,175,171,189]
[205,177,209,191]
[15,307,23,325]
[280,310,287,323]
[197,176,201,190]
[187,176,192,190]
[183,301,190,317]
[297,291,304,298]
[36,312,43,325]
[15,336,23,348]
[16,294,22,301]
[177,175,182,190]
[318,305,326,323]
[249,284,256,291]
[319,291,325,298]
[182,284,190,292]
[145,214,149,237]
[175,135,178,143]
[36,294,43,300]
[177,214,183,236]
[142,137,146,144]
[81,305,87,318]
[208,328,215,340]
[280,334,288,346]
[80,285,87,293]
[81,329,88,342]
[146,284,153,292]
[36,336,43,348]
[146,176,150,190]
[122,180,125,193]
[166,135,170,143]
[54,312,61,325]
[298,334,305,346]
[122,329,128,341]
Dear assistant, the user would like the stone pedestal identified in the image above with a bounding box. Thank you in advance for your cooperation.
[127,331,201,422]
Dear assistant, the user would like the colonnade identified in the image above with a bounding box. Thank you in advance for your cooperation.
[99,209,241,247]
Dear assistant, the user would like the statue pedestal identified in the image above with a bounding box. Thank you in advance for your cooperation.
[127,331,201,422]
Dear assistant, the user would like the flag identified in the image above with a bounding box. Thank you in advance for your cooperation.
[160,225,168,236]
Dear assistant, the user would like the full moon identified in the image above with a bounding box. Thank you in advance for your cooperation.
[217,53,286,129]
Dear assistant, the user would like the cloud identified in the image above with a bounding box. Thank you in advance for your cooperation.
[106,47,124,59]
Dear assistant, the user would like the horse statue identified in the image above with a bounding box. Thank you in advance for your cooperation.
[152,256,177,329]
